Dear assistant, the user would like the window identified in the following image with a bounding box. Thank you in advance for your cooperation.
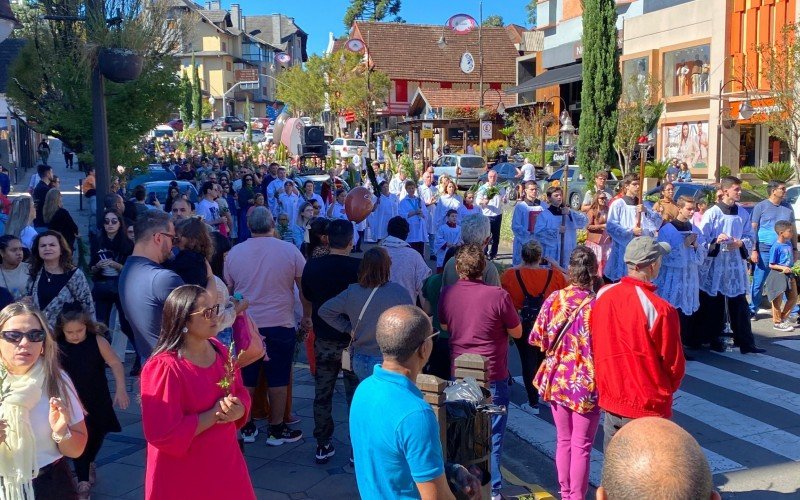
[167,19,177,29]
[221,41,227,52]
[226,61,232,71]
[622,56,649,90]
[332,139,343,145]
[662,44,710,98]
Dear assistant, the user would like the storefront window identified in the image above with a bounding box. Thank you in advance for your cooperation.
[662,121,710,169]
[622,57,649,90]
[662,45,710,98]
[739,125,756,168]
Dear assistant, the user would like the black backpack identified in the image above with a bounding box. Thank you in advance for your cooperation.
[516,269,553,332]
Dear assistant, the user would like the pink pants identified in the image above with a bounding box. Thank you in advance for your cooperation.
[551,403,601,500]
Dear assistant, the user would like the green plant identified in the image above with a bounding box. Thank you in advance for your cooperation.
[644,159,669,179]
[499,126,515,139]
[399,154,416,181]
[755,162,793,183]
[610,168,622,177]
[523,150,555,167]
[742,180,753,191]
[720,165,732,178]
[740,166,758,174]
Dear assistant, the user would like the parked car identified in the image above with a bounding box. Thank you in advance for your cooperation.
[249,129,266,143]
[539,166,620,210]
[300,116,312,126]
[167,119,184,132]
[213,116,247,132]
[784,185,800,233]
[329,138,368,158]
[292,172,351,199]
[432,154,487,189]
[474,161,549,201]
[200,119,214,130]
[127,164,177,192]
[646,182,763,216]
[251,117,271,130]
[148,125,174,139]
[139,180,199,204]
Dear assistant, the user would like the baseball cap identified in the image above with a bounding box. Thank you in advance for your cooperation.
[624,236,671,266]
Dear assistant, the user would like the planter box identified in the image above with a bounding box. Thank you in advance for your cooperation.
[98,48,143,83]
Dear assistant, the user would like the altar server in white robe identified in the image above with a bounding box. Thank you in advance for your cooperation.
[533,185,588,267]
[511,181,544,266]
[369,181,398,242]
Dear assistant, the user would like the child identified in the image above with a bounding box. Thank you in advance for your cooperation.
[276,213,295,244]
[55,310,129,499]
[433,209,462,272]
[765,220,797,332]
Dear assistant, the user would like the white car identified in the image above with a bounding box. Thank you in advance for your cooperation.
[784,185,800,233]
[248,129,265,143]
[148,125,174,139]
[329,137,368,158]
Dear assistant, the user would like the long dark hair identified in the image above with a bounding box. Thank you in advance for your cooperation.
[54,309,108,340]
[0,235,21,264]
[210,232,231,278]
[307,217,330,258]
[100,209,133,256]
[29,230,75,279]
[568,246,599,291]
[176,217,213,260]
[152,285,206,356]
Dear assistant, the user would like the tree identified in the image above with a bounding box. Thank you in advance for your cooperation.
[275,54,327,119]
[614,73,663,174]
[759,24,800,180]
[482,15,504,27]
[180,70,193,124]
[325,50,391,135]
[343,0,402,29]
[191,54,202,126]
[7,0,188,168]
[577,0,622,177]
[525,0,537,27]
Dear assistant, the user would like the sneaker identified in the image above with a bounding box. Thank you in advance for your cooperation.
[773,322,794,332]
[285,414,301,425]
[77,481,91,500]
[89,462,97,484]
[520,403,539,416]
[315,442,336,464]
[241,421,258,443]
[750,312,758,321]
[266,424,303,446]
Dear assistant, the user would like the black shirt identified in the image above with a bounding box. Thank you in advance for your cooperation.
[33,181,51,226]
[300,254,361,342]
[37,268,76,311]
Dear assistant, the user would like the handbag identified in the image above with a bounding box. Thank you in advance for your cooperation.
[546,294,593,356]
[231,311,266,368]
[342,287,380,372]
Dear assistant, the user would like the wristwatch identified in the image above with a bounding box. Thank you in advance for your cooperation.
[52,429,72,443]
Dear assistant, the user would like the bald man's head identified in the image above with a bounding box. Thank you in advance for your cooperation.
[598,418,719,500]
[376,305,432,363]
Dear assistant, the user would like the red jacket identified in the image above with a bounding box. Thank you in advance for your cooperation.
[591,276,685,418]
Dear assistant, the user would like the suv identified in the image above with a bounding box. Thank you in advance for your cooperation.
[432,154,487,188]
[330,138,368,158]
[213,116,247,132]
[539,167,619,210]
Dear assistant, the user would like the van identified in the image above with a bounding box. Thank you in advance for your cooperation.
[432,154,487,188]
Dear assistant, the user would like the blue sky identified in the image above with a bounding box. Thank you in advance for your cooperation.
[225,0,533,56]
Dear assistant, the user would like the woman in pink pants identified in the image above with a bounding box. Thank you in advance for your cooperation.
[530,246,600,500]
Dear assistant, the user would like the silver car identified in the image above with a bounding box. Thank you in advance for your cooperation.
[432,154,487,188]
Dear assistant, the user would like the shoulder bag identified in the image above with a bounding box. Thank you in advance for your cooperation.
[546,294,593,356]
[341,286,380,372]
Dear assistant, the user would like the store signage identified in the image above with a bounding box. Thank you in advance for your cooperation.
[730,98,782,124]
[421,122,434,139]
[235,69,258,82]
[574,30,624,60]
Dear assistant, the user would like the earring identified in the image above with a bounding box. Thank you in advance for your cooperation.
[40,348,44,355]
[182,327,188,333]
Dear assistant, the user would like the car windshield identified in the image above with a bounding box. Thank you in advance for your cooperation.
[461,157,486,169]
[548,168,575,181]
[346,140,367,147]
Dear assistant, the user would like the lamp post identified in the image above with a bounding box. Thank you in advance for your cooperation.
[715,78,754,182]
[541,96,570,175]
[636,135,653,228]
[208,95,216,120]
[558,109,575,268]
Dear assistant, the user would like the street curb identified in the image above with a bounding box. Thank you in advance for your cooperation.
[500,465,557,500]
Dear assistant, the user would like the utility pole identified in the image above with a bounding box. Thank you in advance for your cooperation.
[88,0,109,231]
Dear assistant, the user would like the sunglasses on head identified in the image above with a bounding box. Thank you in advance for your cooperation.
[189,303,221,320]
[2,329,47,343]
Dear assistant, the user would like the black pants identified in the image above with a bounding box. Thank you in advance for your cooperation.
[33,458,78,499]
[697,291,756,348]
[313,337,359,445]
[678,309,699,348]
[409,241,425,257]
[63,153,73,168]
[513,335,544,406]
[73,424,107,482]
[424,335,451,380]
[487,215,502,258]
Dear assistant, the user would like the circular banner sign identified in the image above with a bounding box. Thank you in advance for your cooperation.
[460,52,475,74]
[446,14,478,34]
[276,53,291,64]
[345,38,366,52]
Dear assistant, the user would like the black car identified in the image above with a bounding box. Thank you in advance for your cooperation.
[213,116,247,132]
[644,182,764,215]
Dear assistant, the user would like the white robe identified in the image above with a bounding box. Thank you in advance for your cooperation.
[418,183,437,235]
[697,204,753,297]
[329,201,360,248]
[458,204,482,220]
[533,206,588,266]
[369,193,398,241]
[654,221,706,314]
[267,177,288,214]
[278,192,300,222]
[433,224,462,268]
[398,195,427,243]
[605,198,662,282]
[389,176,407,200]
[435,194,463,226]
[511,201,543,266]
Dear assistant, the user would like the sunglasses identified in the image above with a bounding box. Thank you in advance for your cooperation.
[159,232,180,244]
[2,329,47,343]
[189,303,221,320]
[104,219,120,225]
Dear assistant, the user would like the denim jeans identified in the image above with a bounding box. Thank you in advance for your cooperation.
[352,351,383,381]
[750,249,770,315]
[489,380,510,495]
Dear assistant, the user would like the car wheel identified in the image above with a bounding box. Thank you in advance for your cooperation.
[226,126,233,132]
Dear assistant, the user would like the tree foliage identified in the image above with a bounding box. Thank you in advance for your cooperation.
[577,0,622,177]
[759,23,800,180]
[180,71,193,124]
[482,15,504,27]
[343,0,403,29]
[276,55,327,119]
[191,53,202,127]
[614,73,663,174]
[525,0,537,27]
[7,0,189,168]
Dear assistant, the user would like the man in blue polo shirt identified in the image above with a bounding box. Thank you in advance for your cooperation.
[750,180,795,319]
[349,305,454,500]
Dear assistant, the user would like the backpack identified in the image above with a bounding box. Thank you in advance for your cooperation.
[515,268,553,332]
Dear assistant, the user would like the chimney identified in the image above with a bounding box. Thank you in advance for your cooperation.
[272,14,281,44]
[230,3,241,30]
[205,1,211,10]
[210,0,221,9]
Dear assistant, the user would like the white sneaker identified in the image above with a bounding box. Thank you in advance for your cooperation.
[773,322,794,332]
[519,403,540,416]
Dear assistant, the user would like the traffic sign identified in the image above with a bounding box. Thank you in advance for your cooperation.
[480,121,492,140]
[421,122,433,139]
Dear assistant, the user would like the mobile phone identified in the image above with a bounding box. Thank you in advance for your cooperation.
[233,292,244,300]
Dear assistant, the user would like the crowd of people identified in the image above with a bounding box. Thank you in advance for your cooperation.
[0,134,780,500]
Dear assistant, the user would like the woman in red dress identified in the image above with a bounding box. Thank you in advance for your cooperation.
[141,285,254,500]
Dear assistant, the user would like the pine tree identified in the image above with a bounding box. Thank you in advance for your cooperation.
[577,0,621,177]
[180,71,193,124]
[191,54,203,127]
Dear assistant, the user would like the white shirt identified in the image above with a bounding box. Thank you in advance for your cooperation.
[520,163,536,181]
[195,198,220,224]
[31,372,85,467]
[476,183,506,217]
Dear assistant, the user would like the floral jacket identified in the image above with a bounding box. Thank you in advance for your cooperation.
[30,268,96,327]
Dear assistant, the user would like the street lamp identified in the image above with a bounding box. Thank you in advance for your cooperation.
[715,77,754,182]
[0,0,19,43]
[556,108,575,268]
[208,95,216,120]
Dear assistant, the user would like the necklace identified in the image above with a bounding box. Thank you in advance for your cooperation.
[43,269,52,283]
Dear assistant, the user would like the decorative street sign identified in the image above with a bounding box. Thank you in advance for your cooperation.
[276,53,291,64]
[345,38,366,53]
[460,52,475,74]
[446,14,478,34]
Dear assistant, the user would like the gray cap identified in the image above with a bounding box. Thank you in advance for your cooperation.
[624,236,671,266]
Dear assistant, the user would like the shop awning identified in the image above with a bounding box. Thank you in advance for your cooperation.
[507,63,583,94]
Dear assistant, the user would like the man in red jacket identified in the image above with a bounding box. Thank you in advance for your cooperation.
[592,236,685,451]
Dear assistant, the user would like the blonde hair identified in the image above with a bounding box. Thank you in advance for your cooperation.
[43,189,62,224]
[0,302,74,413]
[5,196,33,238]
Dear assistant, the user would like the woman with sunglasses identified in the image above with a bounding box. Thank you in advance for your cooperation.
[140,285,254,499]
[237,174,256,242]
[0,302,88,498]
[586,191,612,277]
[30,231,95,327]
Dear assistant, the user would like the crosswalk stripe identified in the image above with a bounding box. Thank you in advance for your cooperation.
[673,390,800,461]
[685,361,800,416]
[712,351,800,379]
[774,340,800,352]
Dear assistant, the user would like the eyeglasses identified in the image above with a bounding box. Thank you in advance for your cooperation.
[189,304,221,320]
[158,232,180,244]
[2,329,47,343]
[418,330,439,349]
[104,219,120,225]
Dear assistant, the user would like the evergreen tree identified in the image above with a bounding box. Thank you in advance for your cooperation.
[191,54,203,127]
[180,70,193,124]
[343,0,402,29]
[577,0,621,177]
